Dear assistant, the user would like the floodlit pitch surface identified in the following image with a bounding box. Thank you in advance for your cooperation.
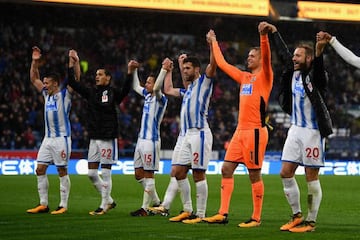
[0,174,358,240]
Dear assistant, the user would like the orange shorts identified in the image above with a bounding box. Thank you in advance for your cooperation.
[224,127,268,169]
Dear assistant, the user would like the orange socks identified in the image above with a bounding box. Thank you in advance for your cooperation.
[219,177,234,215]
[251,180,264,222]
[218,177,264,221]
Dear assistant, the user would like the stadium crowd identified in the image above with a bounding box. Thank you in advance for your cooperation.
[0,4,359,158]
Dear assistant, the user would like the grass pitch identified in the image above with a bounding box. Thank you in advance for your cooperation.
[0,174,358,240]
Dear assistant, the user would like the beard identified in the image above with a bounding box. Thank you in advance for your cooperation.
[294,61,307,71]
[184,75,194,82]
[299,61,308,71]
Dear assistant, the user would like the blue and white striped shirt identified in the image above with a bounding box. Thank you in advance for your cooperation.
[180,74,214,130]
[291,70,318,129]
[139,89,168,141]
[43,88,72,137]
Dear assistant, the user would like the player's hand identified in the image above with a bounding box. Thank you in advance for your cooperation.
[178,53,187,65]
[127,60,139,74]
[206,29,216,43]
[317,31,332,43]
[259,22,277,35]
[315,35,327,57]
[162,58,173,71]
[32,46,41,60]
[258,22,266,35]
[69,49,79,62]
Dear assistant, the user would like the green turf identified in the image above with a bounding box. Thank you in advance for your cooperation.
[0,174,358,240]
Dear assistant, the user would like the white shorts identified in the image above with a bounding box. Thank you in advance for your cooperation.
[179,128,213,170]
[171,135,184,165]
[87,139,118,165]
[133,138,160,171]
[37,136,71,167]
[281,125,325,167]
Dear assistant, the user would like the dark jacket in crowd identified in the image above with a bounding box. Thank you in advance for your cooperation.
[68,67,131,139]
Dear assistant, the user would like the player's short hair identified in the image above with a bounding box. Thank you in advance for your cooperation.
[183,56,201,68]
[250,46,261,53]
[249,46,261,58]
[148,73,156,82]
[296,43,314,58]
[103,69,112,79]
[46,72,61,85]
[97,68,112,81]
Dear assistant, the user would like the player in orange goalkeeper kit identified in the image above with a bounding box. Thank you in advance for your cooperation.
[203,22,273,227]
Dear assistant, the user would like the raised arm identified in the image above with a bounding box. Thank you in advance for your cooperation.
[69,49,81,81]
[205,32,217,78]
[178,53,187,88]
[265,23,292,115]
[29,46,44,92]
[315,32,327,58]
[318,31,360,69]
[67,49,89,97]
[153,58,172,99]
[207,29,243,83]
[258,22,274,86]
[128,60,143,95]
[268,24,293,70]
[164,55,184,97]
[67,49,80,93]
[314,32,328,90]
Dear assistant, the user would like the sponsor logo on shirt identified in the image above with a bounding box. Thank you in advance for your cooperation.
[143,95,152,113]
[241,84,253,95]
[46,97,57,112]
[294,80,305,97]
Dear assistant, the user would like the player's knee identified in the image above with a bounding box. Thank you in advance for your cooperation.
[88,169,99,181]
[174,171,187,180]
[134,173,142,181]
[280,169,294,178]
[221,167,233,178]
[35,164,47,175]
[35,168,45,176]
[57,167,68,177]
[134,167,144,180]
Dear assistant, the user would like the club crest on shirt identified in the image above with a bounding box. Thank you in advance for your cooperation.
[305,76,313,92]
[241,84,253,95]
[102,90,108,103]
